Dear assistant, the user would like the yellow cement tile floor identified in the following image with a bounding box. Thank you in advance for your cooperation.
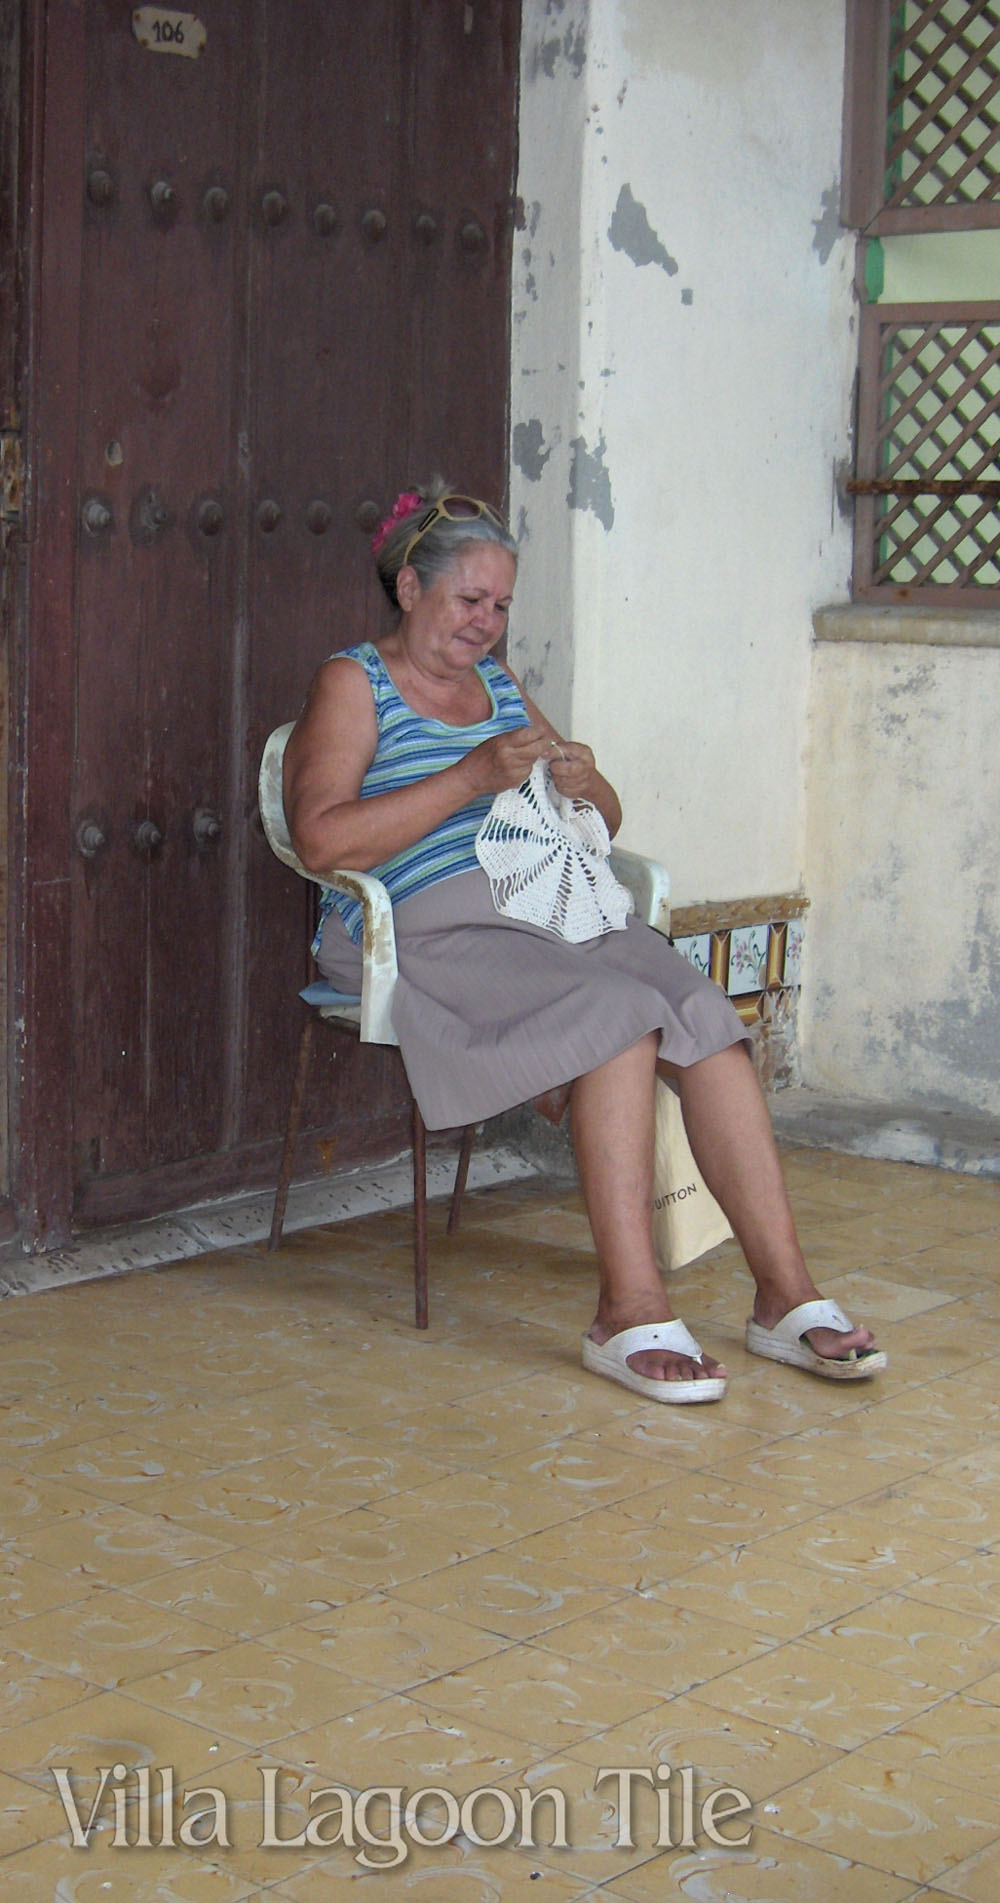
[0,1143,998,1900]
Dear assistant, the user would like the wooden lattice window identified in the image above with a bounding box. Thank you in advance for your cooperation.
[845,3,1000,598]
[844,0,1000,232]
[852,302,1000,601]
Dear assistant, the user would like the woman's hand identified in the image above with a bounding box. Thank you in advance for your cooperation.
[464,724,554,796]
[466,725,622,838]
[466,732,603,803]
[546,740,599,802]
[500,671,622,837]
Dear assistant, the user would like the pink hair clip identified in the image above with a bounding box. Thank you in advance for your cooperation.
[371,490,423,555]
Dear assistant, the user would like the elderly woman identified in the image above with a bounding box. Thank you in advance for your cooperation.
[284,484,885,1402]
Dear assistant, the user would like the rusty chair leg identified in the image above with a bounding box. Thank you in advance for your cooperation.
[268,1015,315,1251]
[447,1123,477,1235]
[412,1099,429,1328]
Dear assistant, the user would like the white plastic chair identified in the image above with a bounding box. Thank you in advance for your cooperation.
[258,722,671,1327]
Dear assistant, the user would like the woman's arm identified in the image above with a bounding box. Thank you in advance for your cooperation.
[283,656,555,876]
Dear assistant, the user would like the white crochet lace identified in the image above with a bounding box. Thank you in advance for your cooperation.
[475,758,633,942]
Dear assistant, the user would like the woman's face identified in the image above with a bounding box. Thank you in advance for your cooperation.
[403,543,516,675]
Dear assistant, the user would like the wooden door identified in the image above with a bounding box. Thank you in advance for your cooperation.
[15,0,520,1244]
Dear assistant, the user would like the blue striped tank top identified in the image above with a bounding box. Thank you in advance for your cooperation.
[314,641,531,947]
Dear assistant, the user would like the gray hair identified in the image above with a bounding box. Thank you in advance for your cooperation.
[375,479,517,607]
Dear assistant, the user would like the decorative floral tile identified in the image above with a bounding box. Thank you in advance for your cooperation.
[673,933,712,976]
[726,925,769,996]
[784,918,805,985]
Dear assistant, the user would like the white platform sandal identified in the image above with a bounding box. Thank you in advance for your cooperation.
[582,1319,727,1404]
[745,1299,887,1380]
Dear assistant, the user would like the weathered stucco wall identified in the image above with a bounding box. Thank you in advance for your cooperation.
[803,622,1000,1117]
[510,3,1000,1122]
[510,0,856,903]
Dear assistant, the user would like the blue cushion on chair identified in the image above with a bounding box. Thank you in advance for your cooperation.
[299,981,363,1010]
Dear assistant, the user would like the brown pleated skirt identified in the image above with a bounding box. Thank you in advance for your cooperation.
[316,868,749,1131]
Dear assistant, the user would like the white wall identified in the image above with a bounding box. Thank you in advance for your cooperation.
[510,0,857,904]
[804,628,1000,1118]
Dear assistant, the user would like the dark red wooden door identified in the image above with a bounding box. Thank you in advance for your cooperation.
[17,0,520,1242]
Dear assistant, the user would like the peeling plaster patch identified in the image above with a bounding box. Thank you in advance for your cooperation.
[531,15,587,80]
[512,419,552,483]
[515,505,530,544]
[884,663,934,700]
[568,433,614,529]
[526,200,541,238]
[811,183,841,264]
[608,185,678,276]
[681,287,694,305]
[876,663,939,747]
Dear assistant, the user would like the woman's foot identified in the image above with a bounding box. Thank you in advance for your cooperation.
[750,1289,878,1362]
[747,1293,886,1380]
[588,1299,727,1387]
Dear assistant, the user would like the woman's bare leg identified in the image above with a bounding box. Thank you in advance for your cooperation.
[571,1033,725,1386]
[572,1035,878,1385]
[663,1044,876,1359]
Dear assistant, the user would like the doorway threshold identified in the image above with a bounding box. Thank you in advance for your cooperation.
[0,1142,542,1300]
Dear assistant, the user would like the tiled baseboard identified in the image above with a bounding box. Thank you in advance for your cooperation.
[671,893,808,1092]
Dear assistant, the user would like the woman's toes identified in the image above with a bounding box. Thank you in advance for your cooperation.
[626,1350,727,1383]
[806,1324,877,1361]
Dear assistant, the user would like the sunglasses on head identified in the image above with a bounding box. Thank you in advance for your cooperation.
[400,494,506,568]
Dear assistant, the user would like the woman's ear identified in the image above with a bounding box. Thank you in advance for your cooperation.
[395,563,420,612]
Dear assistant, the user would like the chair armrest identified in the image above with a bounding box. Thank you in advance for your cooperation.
[609,846,671,936]
[316,869,399,1045]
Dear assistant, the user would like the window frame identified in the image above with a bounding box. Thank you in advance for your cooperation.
[843,0,1000,234]
[851,299,1000,604]
[844,1,1000,603]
